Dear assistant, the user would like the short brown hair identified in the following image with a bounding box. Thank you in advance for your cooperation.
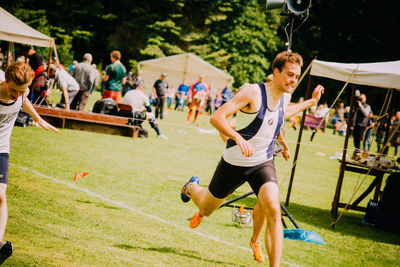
[271,51,303,72]
[110,50,121,60]
[5,62,35,86]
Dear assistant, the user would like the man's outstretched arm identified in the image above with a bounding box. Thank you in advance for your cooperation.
[285,85,324,119]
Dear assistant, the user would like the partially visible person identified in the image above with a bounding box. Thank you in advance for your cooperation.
[175,80,189,111]
[206,84,217,115]
[49,65,80,111]
[71,53,95,111]
[333,102,345,135]
[214,88,222,111]
[122,81,167,139]
[0,62,58,265]
[220,83,232,107]
[21,45,46,104]
[152,73,169,119]
[122,69,136,96]
[390,111,400,156]
[102,50,127,104]
[167,85,176,110]
[186,75,209,124]
[362,111,375,152]
[69,60,78,74]
[352,93,371,160]
[288,97,304,130]
[90,63,100,95]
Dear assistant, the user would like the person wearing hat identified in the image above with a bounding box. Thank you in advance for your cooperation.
[152,73,169,119]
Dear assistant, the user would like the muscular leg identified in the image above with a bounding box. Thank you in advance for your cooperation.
[188,183,225,217]
[0,184,8,241]
[258,182,283,267]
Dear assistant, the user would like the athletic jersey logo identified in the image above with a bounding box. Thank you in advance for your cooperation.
[268,119,274,125]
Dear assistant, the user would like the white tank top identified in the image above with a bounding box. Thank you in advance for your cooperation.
[0,96,23,153]
[223,83,289,167]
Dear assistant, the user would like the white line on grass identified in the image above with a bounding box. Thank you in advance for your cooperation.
[11,164,298,267]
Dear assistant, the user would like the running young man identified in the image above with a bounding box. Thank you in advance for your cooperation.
[181,51,324,266]
[0,62,59,264]
[186,75,209,124]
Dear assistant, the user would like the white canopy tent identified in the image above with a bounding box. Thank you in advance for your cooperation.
[310,59,400,90]
[138,53,233,91]
[0,7,58,63]
[286,58,400,228]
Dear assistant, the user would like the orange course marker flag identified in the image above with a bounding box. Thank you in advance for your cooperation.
[74,172,90,181]
[240,204,245,215]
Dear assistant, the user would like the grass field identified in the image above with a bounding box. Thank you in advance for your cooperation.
[4,95,400,266]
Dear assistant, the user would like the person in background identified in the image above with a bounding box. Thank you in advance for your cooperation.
[71,53,95,111]
[220,83,232,107]
[362,111,375,152]
[49,65,80,111]
[0,62,58,265]
[21,45,46,104]
[351,93,371,160]
[102,50,127,104]
[152,73,169,119]
[122,69,136,96]
[390,111,400,156]
[122,81,167,139]
[68,60,78,74]
[186,75,209,124]
[175,79,189,111]
[207,84,217,115]
[166,85,176,110]
[90,64,100,95]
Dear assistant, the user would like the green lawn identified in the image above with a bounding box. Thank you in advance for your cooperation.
[4,104,400,266]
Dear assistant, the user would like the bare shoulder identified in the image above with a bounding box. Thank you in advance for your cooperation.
[235,83,259,98]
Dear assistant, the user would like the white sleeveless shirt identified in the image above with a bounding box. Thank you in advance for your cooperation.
[0,96,23,153]
[223,83,290,167]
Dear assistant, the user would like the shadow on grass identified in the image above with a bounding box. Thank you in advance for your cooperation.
[221,193,400,246]
[280,202,399,246]
[75,199,121,210]
[113,244,245,266]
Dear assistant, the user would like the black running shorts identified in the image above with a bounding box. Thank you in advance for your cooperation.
[208,157,277,199]
[0,153,9,185]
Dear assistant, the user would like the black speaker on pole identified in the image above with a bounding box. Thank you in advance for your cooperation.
[266,0,311,15]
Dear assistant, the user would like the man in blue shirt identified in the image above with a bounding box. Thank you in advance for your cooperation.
[175,80,189,111]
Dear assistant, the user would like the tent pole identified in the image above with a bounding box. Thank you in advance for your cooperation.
[331,84,356,228]
[47,46,53,78]
[285,73,313,206]
[6,41,12,67]
[382,89,393,154]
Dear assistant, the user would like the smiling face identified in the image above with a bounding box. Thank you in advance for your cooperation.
[273,62,301,94]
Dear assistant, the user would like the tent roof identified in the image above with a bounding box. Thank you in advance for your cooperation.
[138,53,233,90]
[310,59,400,90]
[0,7,54,47]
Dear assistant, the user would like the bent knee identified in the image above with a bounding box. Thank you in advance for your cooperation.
[263,203,281,220]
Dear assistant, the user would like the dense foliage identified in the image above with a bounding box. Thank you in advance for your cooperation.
[1,0,399,108]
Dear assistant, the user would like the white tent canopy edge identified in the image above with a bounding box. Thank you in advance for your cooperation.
[310,59,400,90]
[0,7,59,62]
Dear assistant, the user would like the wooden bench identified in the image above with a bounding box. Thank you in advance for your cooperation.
[33,105,139,138]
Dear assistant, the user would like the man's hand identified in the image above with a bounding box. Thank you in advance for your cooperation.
[311,84,325,105]
[282,147,290,162]
[234,135,253,157]
[36,118,59,133]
